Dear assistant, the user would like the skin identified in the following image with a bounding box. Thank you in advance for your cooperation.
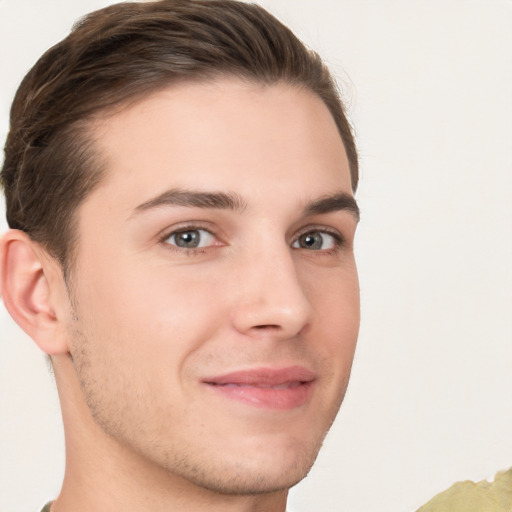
[1,79,359,512]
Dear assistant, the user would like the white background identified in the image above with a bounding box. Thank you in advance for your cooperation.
[1,1,511,511]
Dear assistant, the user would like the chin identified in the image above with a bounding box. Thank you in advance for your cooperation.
[184,461,313,496]
[176,434,324,496]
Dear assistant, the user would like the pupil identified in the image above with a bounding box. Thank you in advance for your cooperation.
[176,230,199,248]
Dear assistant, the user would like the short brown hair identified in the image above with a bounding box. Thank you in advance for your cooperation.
[1,0,358,272]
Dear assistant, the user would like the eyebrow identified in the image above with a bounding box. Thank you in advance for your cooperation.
[133,188,247,215]
[304,193,360,221]
[132,188,359,221]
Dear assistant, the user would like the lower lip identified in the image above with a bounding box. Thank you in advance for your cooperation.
[205,381,314,410]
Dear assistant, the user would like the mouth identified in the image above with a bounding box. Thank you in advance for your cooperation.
[202,366,316,410]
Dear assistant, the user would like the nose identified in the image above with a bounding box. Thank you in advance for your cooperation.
[230,244,314,340]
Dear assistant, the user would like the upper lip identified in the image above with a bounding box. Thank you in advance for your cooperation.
[203,366,316,387]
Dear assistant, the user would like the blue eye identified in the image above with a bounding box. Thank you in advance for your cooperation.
[292,231,338,250]
[165,229,215,249]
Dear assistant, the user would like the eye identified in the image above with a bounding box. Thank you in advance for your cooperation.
[292,230,339,251]
[165,228,216,249]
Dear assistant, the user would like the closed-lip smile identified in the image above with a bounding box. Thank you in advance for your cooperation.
[202,366,316,410]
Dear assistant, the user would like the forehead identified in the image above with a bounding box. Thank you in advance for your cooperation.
[87,78,352,212]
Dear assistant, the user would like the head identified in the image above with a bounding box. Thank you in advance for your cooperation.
[1,0,360,502]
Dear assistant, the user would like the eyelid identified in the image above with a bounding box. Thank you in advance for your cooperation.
[156,221,345,254]
[293,225,344,242]
[158,222,224,252]
[291,225,345,251]
[168,228,215,248]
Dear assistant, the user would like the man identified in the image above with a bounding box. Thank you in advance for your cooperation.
[0,1,360,511]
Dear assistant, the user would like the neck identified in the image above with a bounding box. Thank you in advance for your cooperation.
[51,355,288,512]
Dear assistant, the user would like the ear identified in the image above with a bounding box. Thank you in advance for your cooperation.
[0,229,70,355]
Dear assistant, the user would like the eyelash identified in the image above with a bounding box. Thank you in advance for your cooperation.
[159,224,345,255]
[159,223,221,255]
[293,227,345,253]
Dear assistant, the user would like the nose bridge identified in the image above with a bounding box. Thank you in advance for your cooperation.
[231,235,314,338]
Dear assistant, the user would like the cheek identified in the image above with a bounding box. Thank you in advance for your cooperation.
[67,262,229,428]
[307,260,360,327]
[73,257,228,366]
[305,262,360,364]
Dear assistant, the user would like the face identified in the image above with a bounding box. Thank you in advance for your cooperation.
[64,79,360,494]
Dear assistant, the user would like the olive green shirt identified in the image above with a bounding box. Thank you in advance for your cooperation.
[39,469,511,512]
[416,468,512,512]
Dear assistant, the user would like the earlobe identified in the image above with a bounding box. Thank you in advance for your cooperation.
[0,229,69,355]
